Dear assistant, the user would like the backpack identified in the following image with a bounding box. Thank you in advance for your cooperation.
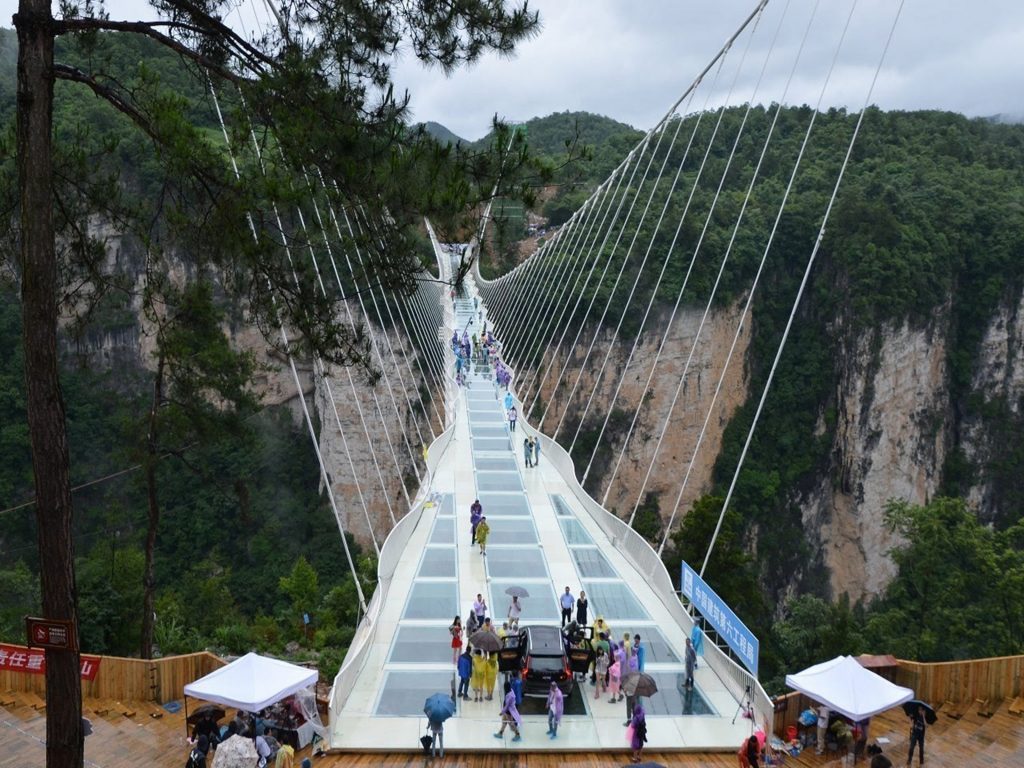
[185,749,204,768]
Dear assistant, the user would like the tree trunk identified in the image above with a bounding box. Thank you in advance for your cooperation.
[140,353,165,660]
[15,1,84,765]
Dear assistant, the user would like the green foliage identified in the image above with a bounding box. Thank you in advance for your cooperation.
[864,498,1024,660]
[766,595,863,692]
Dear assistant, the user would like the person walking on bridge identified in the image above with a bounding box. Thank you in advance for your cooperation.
[504,391,513,412]
[476,517,490,556]
[508,406,517,432]
[523,437,533,468]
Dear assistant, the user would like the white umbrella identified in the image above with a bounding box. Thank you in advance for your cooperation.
[211,734,258,768]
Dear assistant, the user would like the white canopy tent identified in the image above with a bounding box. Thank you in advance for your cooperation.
[785,655,914,721]
[185,652,318,711]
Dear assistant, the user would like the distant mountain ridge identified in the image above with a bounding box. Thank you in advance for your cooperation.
[417,121,467,145]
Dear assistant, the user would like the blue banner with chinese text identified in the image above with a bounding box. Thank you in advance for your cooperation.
[680,561,759,675]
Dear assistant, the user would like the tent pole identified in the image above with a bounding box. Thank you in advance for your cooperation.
[184,695,190,738]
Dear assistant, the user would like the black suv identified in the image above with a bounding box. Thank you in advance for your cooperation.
[499,624,594,697]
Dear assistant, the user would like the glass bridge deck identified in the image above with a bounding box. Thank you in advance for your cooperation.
[327,275,754,752]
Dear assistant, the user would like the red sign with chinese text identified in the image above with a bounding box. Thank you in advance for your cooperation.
[25,616,78,651]
[0,643,101,681]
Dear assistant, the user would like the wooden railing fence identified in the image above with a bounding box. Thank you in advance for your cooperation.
[772,654,1024,736]
[0,647,224,704]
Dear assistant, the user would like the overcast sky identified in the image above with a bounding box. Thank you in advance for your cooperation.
[27,0,1024,140]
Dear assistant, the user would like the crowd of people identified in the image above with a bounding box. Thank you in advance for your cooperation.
[188,703,315,768]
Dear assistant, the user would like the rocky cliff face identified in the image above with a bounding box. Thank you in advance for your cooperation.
[523,285,1024,605]
[530,301,751,530]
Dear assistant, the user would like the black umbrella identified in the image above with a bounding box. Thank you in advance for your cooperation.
[902,699,937,725]
[469,629,502,652]
[504,585,530,598]
[620,672,658,697]
[187,703,226,724]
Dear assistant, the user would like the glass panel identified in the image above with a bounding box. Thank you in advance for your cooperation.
[435,493,454,517]
[485,548,548,579]
[582,581,650,620]
[485,518,538,544]
[571,548,615,577]
[429,518,454,545]
[389,626,454,663]
[476,472,524,492]
[558,518,593,545]
[470,425,508,440]
[403,582,458,620]
[475,457,518,472]
[376,671,456,716]
[472,437,511,452]
[477,493,529,516]
[418,548,457,578]
[551,494,574,517]
[641,673,715,716]
[616,627,680,664]
[489,581,560,622]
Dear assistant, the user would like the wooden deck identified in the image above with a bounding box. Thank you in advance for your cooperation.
[1,693,1021,767]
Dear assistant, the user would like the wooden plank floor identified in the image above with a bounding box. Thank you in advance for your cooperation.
[1,694,1021,767]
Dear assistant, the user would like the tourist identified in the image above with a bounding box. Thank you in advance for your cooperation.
[608,656,622,702]
[510,669,523,706]
[504,391,513,412]
[493,681,522,741]
[523,437,533,467]
[485,650,499,701]
[594,647,609,699]
[628,703,648,764]
[473,593,487,626]
[185,735,208,768]
[533,435,541,466]
[476,517,490,556]
[576,589,589,626]
[546,681,564,739]
[634,634,645,672]
[560,586,575,627]
[509,405,517,432]
[470,499,483,544]
[471,649,486,702]
[457,647,472,700]
[816,702,829,755]
[907,704,927,766]
[685,636,697,689]
[428,717,445,757]
[449,615,463,664]
[254,723,275,767]
[507,595,523,630]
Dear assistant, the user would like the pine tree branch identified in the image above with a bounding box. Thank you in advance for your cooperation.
[54,16,271,80]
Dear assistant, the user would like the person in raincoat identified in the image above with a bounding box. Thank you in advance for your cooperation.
[594,647,609,699]
[476,517,490,556]
[628,703,648,763]
[471,649,486,702]
[634,634,646,672]
[593,616,612,642]
[493,681,522,741]
[504,391,513,412]
[485,651,499,701]
[546,681,564,739]
[607,657,622,702]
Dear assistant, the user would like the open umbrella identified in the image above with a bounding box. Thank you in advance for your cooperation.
[187,703,226,725]
[902,699,937,725]
[470,629,502,652]
[211,734,258,768]
[504,586,530,598]
[424,693,456,723]
[620,672,658,697]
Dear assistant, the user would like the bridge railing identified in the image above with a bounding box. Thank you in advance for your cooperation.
[327,410,458,735]
[535,426,774,731]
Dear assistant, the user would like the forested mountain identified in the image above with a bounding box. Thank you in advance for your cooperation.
[3,21,1024,695]
[485,105,1024,686]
